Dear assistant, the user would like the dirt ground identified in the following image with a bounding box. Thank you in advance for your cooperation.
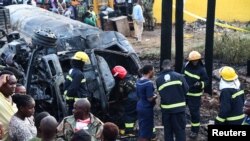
[126,23,250,141]
[127,24,207,59]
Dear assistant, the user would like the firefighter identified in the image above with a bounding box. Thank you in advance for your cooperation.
[111,66,137,135]
[215,66,245,125]
[156,60,189,141]
[182,51,208,138]
[64,51,90,115]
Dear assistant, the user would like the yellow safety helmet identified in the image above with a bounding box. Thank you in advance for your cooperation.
[188,51,201,61]
[72,51,90,64]
[219,66,238,81]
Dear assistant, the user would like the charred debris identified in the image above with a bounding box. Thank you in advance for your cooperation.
[0,5,141,121]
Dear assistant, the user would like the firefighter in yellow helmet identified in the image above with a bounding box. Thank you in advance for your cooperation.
[64,51,90,114]
[215,66,245,125]
[182,51,208,139]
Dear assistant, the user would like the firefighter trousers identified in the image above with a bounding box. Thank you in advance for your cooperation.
[162,111,186,141]
[66,100,75,115]
[187,96,201,133]
[123,93,137,134]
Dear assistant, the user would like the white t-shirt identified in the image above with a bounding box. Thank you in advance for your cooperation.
[64,9,72,18]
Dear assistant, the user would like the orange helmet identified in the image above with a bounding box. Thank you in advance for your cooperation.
[188,51,201,61]
[112,66,127,79]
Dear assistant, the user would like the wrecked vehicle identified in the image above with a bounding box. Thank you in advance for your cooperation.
[3,5,141,123]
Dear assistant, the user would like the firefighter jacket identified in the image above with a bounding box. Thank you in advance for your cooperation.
[118,74,137,98]
[183,61,209,97]
[156,70,189,113]
[112,74,137,102]
[215,88,245,124]
[64,67,89,101]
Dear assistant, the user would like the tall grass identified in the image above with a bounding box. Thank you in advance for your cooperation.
[214,33,250,64]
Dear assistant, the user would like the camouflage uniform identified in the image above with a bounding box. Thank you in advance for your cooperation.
[57,114,103,141]
[142,0,155,30]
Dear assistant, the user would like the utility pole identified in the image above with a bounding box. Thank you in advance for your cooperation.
[175,0,184,73]
[205,0,216,94]
[160,0,173,70]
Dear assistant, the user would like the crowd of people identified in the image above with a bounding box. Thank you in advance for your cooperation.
[2,0,102,27]
[0,76,119,141]
[0,49,249,141]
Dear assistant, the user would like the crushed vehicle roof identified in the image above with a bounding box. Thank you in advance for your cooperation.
[6,4,135,53]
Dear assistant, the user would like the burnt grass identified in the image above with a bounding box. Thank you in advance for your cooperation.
[140,57,249,141]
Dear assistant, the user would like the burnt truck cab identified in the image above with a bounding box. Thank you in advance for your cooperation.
[6,5,141,120]
[57,31,141,118]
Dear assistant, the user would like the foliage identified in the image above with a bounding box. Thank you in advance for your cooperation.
[214,33,250,64]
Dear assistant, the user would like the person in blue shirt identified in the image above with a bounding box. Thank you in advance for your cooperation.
[136,65,157,141]
[132,0,145,42]
[242,98,250,125]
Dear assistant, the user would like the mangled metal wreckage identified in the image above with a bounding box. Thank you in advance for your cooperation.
[3,5,141,121]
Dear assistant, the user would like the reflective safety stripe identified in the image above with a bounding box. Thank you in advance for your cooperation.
[64,90,67,95]
[201,81,205,89]
[184,70,200,80]
[153,127,156,132]
[226,114,245,121]
[187,92,202,97]
[66,75,73,81]
[75,98,80,101]
[191,122,200,127]
[65,96,74,100]
[161,102,186,109]
[120,129,125,135]
[158,80,182,91]
[216,116,226,122]
[125,123,134,128]
[232,90,244,99]
[81,79,86,83]
[242,122,249,125]
[65,96,80,101]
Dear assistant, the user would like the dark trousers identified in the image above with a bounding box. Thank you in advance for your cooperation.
[162,111,186,141]
[137,108,154,139]
[216,118,244,125]
[187,96,201,133]
[99,13,106,30]
[66,100,74,115]
[123,92,137,134]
